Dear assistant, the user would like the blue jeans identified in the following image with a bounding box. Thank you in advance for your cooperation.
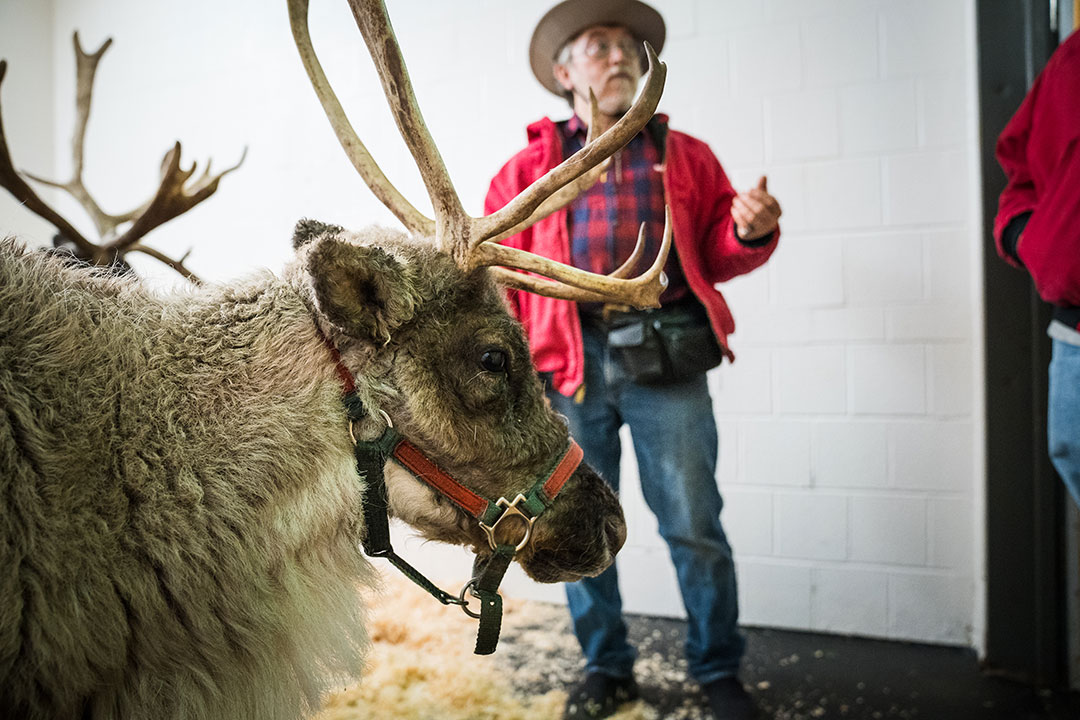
[547,320,745,684]
[1049,338,1080,507]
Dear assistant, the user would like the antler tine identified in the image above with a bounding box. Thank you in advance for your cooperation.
[71,33,111,182]
[486,90,611,246]
[472,42,665,250]
[105,141,246,252]
[488,268,619,304]
[287,0,434,237]
[609,222,648,279]
[65,31,116,237]
[345,0,467,250]
[107,147,248,230]
[484,209,673,309]
[124,242,201,283]
[21,33,124,240]
[0,60,97,257]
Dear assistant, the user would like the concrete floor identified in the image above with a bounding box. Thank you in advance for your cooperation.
[497,607,1080,720]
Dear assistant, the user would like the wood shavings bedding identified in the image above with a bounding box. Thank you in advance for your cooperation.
[315,570,655,720]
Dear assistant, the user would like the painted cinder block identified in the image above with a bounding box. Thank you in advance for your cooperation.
[721,489,774,557]
[880,0,968,78]
[811,307,886,342]
[775,345,847,414]
[772,236,845,307]
[813,421,890,489]
[927,497,975,571]
[776,492,848,561]
[850,344,927,415]
[928,343,975,416]
[801,11,879,87]
[884,151,969,226]
[713,347,774,415]
[738,561,812,628]
[840,80,919,155]
[731,23,802,96]
[804,159,884,231]
[888,572,973,645]
[890,421,974,493]
[850,495,928,566]
[768,91,840,162]
[741,420,812,487]
[844,234,924,305]
[811,567,889,636]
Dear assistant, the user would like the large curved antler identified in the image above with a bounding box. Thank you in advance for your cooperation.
[290,0,671,308]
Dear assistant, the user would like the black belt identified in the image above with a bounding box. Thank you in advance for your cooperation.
[581,295,705,328]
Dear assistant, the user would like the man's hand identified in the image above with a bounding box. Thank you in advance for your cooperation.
[732,176,782,241]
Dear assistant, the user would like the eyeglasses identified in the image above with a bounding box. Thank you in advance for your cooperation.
[579,36,642,62]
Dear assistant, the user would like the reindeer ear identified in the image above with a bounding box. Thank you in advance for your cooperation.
[292,218,345,250]
[305,236,416,342]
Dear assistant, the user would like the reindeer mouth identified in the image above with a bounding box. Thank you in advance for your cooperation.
[515,462,627,584]
[519,514,625,584]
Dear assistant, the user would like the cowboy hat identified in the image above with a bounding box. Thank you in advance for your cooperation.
[529,0,666,96]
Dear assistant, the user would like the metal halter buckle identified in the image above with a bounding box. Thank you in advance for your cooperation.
[479,494,537,552]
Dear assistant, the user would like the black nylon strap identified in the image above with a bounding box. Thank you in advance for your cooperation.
[471,545,515,655]
[345,391,516,654]
[355,439,394,557]
[348,400,462,607]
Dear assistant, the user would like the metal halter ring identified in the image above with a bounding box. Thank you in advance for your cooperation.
[478,494,537,552]
[457,579,482,619]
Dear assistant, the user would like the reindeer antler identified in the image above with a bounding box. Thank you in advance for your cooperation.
[0,33,245,281]
[106,141,247,257]
[0,60,98,259]
[290,0,671,309]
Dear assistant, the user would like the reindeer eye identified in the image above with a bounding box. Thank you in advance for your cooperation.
[479,349,509,373]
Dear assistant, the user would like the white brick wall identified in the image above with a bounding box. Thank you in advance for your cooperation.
[675,0,981,648]
[3,0,983,649]
[0,2,56,245]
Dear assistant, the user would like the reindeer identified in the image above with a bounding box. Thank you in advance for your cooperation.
[0,1,670,719]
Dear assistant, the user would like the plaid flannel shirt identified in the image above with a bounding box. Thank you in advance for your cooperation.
[560,115,688,308]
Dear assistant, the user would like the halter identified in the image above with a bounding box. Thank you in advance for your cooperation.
[325,338,582,654]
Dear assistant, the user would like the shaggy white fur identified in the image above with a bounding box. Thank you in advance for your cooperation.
[1,239,375,719]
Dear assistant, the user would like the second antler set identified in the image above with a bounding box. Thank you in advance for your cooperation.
[0,34,244,281]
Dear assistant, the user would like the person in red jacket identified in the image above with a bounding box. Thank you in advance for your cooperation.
[994,29,1080,508]
[485,2,780,718]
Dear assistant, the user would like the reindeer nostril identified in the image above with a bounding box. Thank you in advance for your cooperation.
[606,517,627,555]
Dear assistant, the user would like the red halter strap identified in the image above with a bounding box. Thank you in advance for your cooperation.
[319,327,582,540]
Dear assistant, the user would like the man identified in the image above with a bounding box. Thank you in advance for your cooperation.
[485,1,781,718]
[994,28,1080,508]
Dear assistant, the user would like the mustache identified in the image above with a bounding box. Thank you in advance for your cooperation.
[607,66,637,80]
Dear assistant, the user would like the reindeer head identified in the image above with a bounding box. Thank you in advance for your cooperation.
[288,0,669,584]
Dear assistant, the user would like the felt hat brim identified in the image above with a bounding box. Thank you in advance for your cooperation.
[528,0,666,96]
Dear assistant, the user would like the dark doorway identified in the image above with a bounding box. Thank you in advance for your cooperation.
[977,0,1072,687]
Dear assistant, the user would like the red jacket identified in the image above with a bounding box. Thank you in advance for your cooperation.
[994,30,1080,311]
[485,115,779,397]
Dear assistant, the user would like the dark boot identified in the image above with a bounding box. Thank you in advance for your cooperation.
[563,672,639,719]
[702,677,756,720]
